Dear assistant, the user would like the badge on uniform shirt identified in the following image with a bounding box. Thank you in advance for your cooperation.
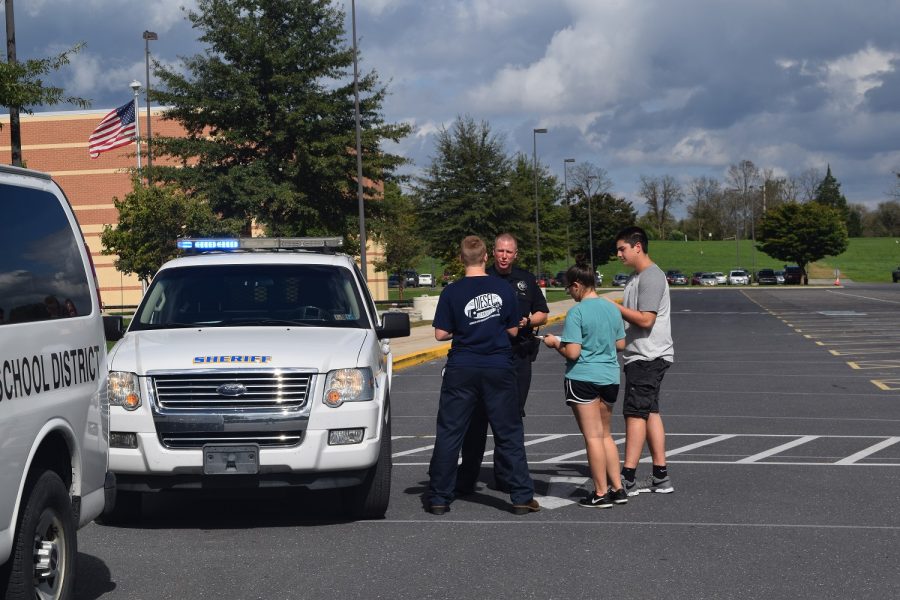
[516,280,527,293]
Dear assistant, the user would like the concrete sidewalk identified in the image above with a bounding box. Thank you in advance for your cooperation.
[391,291,623,370]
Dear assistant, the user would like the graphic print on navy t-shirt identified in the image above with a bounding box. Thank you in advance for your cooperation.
[433,276,517,368]
[464,292,503,323]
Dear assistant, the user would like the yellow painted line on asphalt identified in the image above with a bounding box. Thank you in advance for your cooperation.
[829,348,900,356]
[393,311,570,372]
[847,359,900,370]
[871,379,900,391]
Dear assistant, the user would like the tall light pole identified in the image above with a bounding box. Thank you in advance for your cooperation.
[563,158,575,264]
[533,127,547,277]
[143,31,157,181]
[586,174,597,276]
[129,80,142,171]
[5,0,22,166]
[351,0,367,280]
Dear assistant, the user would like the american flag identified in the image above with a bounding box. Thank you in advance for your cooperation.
[88,101,136,158]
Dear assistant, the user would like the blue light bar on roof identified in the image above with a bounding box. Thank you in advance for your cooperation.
[177,238,240,250]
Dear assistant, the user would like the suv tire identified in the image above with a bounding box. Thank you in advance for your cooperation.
[343,415,392,520]
[1,471,76,600]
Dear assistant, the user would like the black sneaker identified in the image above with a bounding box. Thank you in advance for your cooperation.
[607,487,628,505]
[578,491,613,508]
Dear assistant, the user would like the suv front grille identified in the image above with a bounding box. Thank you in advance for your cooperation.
[158,431,304,449]
[152,372,312,411]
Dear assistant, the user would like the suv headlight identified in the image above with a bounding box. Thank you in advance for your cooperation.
[109,371,141,410]
[323,368,374,407]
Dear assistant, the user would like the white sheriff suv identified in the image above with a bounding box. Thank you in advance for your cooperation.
[1,164,116,598]
[104,237,409,520]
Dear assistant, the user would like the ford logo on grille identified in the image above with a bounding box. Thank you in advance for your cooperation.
[217,383,247,397]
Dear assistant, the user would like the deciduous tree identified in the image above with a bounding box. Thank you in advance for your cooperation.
[100,179,234,283]
[757,201,848,284]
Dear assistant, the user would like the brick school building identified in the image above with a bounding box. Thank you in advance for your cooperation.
[1,108,386,306]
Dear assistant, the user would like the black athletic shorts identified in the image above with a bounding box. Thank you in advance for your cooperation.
[623,358,671,418]
[564,378,619,406]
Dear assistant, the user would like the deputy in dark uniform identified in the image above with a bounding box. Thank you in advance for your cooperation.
[456,232,549,493]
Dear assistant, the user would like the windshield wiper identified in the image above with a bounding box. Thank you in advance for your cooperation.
[225,318,313,326]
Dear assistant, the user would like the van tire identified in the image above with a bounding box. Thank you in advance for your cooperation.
[343,418,392,520]
[1,471,76,600]
[95,490,142,526]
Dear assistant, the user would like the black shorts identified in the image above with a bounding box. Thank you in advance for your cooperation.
[623,358,670,419]
[564,378,619,406]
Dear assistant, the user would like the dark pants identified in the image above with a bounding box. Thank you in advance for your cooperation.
[428,365,534,506]
[457,348,532,490]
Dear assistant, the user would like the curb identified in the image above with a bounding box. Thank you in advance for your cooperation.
[393,311,571,373]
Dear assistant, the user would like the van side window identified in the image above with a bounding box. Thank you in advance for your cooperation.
[0,183,92,325]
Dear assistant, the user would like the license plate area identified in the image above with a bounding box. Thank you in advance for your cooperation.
[202,444,260,475]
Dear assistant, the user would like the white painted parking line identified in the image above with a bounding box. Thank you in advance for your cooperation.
[833,437,900,465]
[736,435,819,463]
[639,434,735,463]
[539,437,626,463]
[537,476,590,509]
[481,433,568,457]
[392,443,435,458]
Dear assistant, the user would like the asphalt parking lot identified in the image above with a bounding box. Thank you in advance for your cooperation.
[75,284,900,599]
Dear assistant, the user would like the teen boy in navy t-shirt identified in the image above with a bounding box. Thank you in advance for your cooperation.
[426,235,539,516]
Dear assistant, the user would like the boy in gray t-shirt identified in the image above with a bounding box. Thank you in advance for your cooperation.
[610,226,675,496]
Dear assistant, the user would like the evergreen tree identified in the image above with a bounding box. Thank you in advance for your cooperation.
[150,0,410,237]
[814,165,850,227]
[570,192,637,267]
[415,116,521,266]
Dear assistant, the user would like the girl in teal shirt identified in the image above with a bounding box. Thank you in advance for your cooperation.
[542,262,627,508]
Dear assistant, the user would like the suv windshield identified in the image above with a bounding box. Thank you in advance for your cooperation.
[131,264,369,330]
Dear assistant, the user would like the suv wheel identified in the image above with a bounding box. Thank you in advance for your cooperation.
[343,415,392,520]
[1,471,76,600]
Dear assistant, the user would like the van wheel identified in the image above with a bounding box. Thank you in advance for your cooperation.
[95,490,142,525]
[343,422,392,520]
[1,471,76,600]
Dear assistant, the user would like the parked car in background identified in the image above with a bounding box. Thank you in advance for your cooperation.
[756,268,777,285]
[667,271,688,286]
[691,271,704,286]
[555,271,568,287]
[775,270,785,284]
[714,272,727,285]
[595,272,603,286]
[404,270,419,287]
[699,272,718,286]
[613,273,630,287]
[387,274,400,288]
[728,270,750,285]
[441,270,455,286]
[418,273,434,287]
[783,265,803,284]
[536,273,554,287]
[892,266,900,283]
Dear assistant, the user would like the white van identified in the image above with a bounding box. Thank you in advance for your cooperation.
[104,237,410,521]
[0,165,114,598]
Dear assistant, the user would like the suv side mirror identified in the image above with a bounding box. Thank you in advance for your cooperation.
[377,311,410,340]
[103,315,125,342]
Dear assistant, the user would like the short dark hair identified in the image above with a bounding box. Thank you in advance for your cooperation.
[615,226,649,253]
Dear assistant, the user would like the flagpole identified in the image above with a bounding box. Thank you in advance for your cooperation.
[130,80,142,171]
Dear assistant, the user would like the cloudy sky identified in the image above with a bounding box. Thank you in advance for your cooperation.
[9,0,900,213]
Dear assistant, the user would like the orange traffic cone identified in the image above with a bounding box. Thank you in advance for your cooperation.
[833,275,841,286]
